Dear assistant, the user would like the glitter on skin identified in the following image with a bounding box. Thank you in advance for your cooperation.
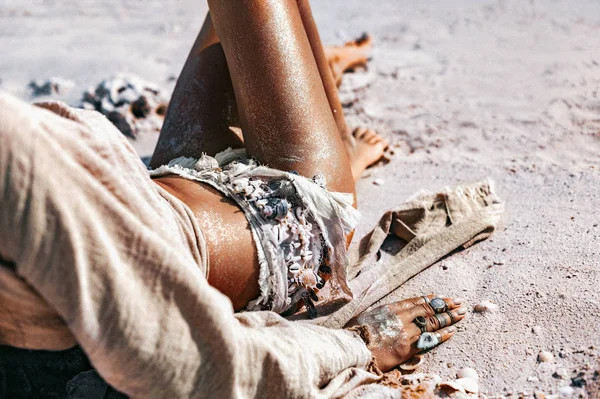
[208,0,354,194]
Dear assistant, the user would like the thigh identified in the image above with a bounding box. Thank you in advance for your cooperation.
[208,0,355,195]
[150,43,242,168]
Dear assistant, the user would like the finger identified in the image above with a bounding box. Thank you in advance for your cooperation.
[403,320,423,340]
[408,325,458,357]
[444,297,464,310]
[389,294,435,314]
[424,307,466,331]
[437,325,458,343]
[405,296,464,320]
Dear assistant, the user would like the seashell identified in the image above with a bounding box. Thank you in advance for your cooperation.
[312,174,326,187]
[298,269,317,288]
[437,381,465,394]
[373,178,385,186]
[249,179,263,188]
[274,225,289,243]
[538,351,554,362]
[457,367,479,381]
[474,300,499,312]
[194,155,219,171]
[455,377,478,394]
[243,185,255,196]
[288,263,301,275]
[288,255,301,263]
[301,251,313,262]
[399,355,424,371]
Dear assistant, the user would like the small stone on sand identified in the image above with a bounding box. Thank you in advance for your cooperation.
[474,300,499,312]
[538,351,554,362]
[553,368,568,379]
[28,77,74,97]
[373,178,385,186]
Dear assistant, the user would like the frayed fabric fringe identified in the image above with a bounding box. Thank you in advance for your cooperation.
[150,148,360,314]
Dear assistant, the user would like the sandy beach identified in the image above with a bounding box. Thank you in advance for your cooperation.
[1,0,599,397]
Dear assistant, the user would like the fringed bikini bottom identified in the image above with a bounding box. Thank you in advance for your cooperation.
[150,148,359,317]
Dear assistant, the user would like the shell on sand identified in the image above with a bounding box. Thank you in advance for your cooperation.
[538,351,554,362]
[455,377,479,394]
[474,300,499,312]
[437,380,466,394]
[399,355,424,371]
[457,367,479,381]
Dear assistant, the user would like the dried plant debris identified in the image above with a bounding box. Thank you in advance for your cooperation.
[28,77,74,97]
[81,75,168,139]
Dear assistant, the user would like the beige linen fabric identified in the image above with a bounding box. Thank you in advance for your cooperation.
[0,93,373,398]
[290,181,504,328]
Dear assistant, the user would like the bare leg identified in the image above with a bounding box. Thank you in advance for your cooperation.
[295,0,388,180]
[324,34,373,88]
[208,0,354,193]
[152,8,386,180]
[295,0,352,146]
[149,15,241,168]
[153,2,386,309]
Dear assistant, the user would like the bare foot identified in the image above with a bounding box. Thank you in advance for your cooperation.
[349,127,389,181]
[324,33,373,87]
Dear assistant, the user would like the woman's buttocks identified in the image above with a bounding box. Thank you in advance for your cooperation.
[152,175,260,311]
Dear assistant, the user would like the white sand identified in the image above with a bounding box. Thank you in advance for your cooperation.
[1,0,599,396]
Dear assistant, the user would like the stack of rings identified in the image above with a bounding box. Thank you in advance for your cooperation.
[413,297,451,353]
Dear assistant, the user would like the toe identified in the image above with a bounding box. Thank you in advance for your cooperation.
[367,133,381,144]
[353,127,368,140]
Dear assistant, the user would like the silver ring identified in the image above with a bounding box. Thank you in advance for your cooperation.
[414,316,427,333]
[422,296,430,305]
[446,310,456,324]
[430,297,448,314]
[435,313,448,329]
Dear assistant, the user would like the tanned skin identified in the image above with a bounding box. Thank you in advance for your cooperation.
[151,0,463,370]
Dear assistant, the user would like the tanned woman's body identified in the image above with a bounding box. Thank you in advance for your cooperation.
[0,1,466,396]
[150,0,464,371]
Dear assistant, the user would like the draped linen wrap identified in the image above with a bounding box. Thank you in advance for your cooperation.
[0,93,504,398]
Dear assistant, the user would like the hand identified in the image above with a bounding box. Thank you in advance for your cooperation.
[346,295,466,372]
